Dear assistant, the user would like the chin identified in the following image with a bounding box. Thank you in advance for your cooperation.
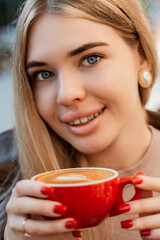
[72,142,107,155]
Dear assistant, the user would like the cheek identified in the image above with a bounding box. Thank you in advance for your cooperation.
[34,86,57,122]
[85,66,140,124]
[87,63,139,104]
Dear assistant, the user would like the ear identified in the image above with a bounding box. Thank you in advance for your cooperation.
[137,42,150,70]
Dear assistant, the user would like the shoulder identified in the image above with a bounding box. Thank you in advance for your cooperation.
[0,129,21,239]
[147,125,160,167]
[0,128,17,162]
[150,125,160,142]
[0,128,21,197]
[0,129,19,182]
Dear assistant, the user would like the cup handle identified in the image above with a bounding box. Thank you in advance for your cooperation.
[110,177,142,216]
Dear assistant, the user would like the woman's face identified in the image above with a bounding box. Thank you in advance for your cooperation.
[27,15,146,154]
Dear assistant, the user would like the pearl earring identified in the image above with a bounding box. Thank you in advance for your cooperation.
[138,69,152,88]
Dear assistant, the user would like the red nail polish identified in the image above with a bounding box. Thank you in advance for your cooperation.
[72,230,82,238]
[53,205,67,215]
[65,220,78,229]
[121,220,133,229]
[134,171,144,177]
[118,204,131,214]
[132,177,143,185]
[141,229,151,237]
[41,186,54,196]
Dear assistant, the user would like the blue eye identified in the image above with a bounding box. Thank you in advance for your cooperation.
[81,55,101,66]
[37,71,53,81]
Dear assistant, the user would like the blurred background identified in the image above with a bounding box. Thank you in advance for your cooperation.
[0,0,160,133]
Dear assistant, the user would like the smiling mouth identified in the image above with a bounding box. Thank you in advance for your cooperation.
[67,107,106,126]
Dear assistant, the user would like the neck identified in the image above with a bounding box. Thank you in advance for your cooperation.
[83,109,152,171]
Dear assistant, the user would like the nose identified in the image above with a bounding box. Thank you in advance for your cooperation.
[57,71,86,106]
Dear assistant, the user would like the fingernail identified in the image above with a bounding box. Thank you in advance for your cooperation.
[121,219,133,229]
[53,205,67,215]
[132,177,143,185]
[65,219,78,229]
[41,186,54,196]
[134,171,144,177]
[141,229,151,237]
[72,230,82,238]
[118,203,131,214]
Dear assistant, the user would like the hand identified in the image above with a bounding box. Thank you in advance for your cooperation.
[5,180,82,240]
[118,173,160,239]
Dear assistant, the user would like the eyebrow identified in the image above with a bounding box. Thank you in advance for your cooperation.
[26,61,47,70]
[68,42,108,57]
[26,41,108,70]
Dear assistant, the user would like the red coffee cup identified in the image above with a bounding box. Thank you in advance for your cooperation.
[32,167,141,229]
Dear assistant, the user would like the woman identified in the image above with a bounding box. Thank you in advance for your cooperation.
[2,0,160,239]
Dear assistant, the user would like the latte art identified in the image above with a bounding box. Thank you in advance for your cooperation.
[56,173,91,182]
[36,168,114,184]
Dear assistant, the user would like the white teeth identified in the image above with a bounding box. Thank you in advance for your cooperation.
[87,115,92,121]
[93,113,99,117]
[80,117,88,124]
[68,108,104,126]
[73,119,81,125]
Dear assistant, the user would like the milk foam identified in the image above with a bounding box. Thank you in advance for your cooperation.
[57,173,88,182]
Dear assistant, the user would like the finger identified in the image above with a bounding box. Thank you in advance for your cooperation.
[119,196,160,215]
[133,172,153,201]
[134,175,160,193]
[72,230,82,238]
[7,214,27,233]
[8,196,66,217]
[4,222,22,240]
[12,180,54,198]
[141,228,160,239]
[7,216,77,240]
[121,213,160,231]
[12,217,78,235]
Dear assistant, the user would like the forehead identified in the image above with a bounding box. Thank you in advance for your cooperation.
[27,14,126,60]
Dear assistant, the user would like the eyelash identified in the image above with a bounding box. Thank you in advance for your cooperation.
[30,70,53,82]
[29,52,104,82]
[80,52,104,67]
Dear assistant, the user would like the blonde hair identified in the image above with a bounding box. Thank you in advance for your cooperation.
[13,1,159,239]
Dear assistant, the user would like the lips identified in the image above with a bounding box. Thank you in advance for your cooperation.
[68,108,105,126]
[65,107,106,135]
[61,107,106,125]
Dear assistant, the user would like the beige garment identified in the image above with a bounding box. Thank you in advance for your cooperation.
[83,126,160,240]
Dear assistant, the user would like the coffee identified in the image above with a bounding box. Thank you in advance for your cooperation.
[35,168,114,184]
[32,168,141,229]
